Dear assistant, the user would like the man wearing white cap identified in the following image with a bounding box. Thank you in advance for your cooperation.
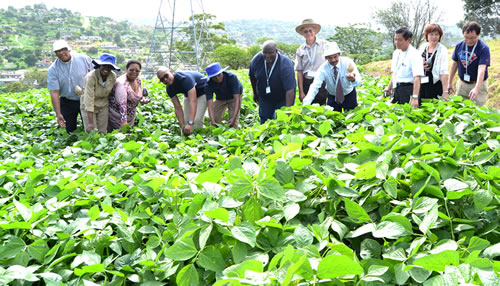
[295,19,329,105]
[47,40,93,133]
[303,42,362,111]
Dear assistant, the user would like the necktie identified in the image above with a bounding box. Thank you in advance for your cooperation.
[334,66,344,104]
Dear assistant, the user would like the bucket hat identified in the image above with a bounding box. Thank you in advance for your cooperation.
[295,19,321,35]
[92,53,120,71]
[324,42,342,57]
[205,62,227,78]
[53,40,71,52]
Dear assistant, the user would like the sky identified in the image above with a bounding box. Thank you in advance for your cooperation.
[0,0,465,28]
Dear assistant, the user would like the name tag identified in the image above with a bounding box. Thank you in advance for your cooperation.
[421,76,429,84]
[464,74,471,82]
[266,86,271,94]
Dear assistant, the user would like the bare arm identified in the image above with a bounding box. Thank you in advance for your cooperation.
[383,78,393,97]
[470,64,487,101]
[285,89,295,107]
[297,71,305,102]
[448,61,458,94]
[228,93,241,127]
[411,76,421,108]
[440,74,450,100]
[250,75,258,104]
[207,99,216,126]
[50,90,66,128]
[186,87,197,122]
[171,96,185,128]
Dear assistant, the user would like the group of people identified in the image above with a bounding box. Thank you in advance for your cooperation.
[48,19,491,135]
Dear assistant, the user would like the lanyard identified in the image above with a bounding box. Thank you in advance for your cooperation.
[264,54,278,87]
[67,59,73,94]
[464,41,477,75]
[396,49,408,72]
[425,43,439,62]
[305,43,318,66]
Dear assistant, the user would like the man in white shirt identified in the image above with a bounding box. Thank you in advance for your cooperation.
[383,27,424,108]
[303,42,362,112]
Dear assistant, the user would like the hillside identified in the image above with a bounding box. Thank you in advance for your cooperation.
[363,39,500,109]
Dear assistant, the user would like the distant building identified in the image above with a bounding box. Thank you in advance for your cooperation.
[37,58,53,69]
[0,70,26,85]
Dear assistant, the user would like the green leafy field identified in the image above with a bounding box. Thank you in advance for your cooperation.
[0,71,499,285]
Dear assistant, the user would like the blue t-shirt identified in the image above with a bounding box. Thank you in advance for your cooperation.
[166,71,207,98]
[249,53,296,102]
[205,71,243,101]
[47,52,93,101]
[452,39,490,81]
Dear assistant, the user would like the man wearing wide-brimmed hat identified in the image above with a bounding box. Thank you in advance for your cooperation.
[304,42,362,112]
[295,19,329,105]
[204,63,243,128]
[47,40,93,133]
[80,53,120,133]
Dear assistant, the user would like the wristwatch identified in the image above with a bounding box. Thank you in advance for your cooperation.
[187,120,194,125]
[412,94,418,99]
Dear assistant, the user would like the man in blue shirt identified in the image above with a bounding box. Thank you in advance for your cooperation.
[205,63,243,128]
[47,40,93,133]
[448,21,490,106]
[249,40,296,124]
[303,42,361,111]
[157,67,207,135]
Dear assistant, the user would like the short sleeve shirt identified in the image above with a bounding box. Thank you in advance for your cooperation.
[205,71,243,101]
[391,45,424,84]
[295,38,328,78]
[249,53,296,102]
[452,39,490,81]
[166,71,207,98]
[47,52,93,101]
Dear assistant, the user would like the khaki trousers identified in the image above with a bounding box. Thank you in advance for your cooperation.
[213,96,241,128]
[81,105,109,134]
[456,79,488,106]
[183,95,207,128]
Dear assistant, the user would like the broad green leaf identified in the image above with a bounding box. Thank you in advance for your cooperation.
[473,189,493,211]
[408,267,432,284]
[383,177,398,198]
[13,199,32,222]
[87,205,99,221]
[373,221,409,239]
[0,237,26,260]
[204,208,229,223]
[74,264,105,276]
[421,143,439,154]
[412,197,438,214]
[199,223,212,250]
[242,197,264,223]
[394,263,410,285]
[483,243,500,259]
[230,178,253,199]
[284,203,300,221]
[423,273,458,286]
[164,237,198,261]
[318,121,331,136]
[413,250,459,271]
[275,160,294,185]
[257,177,285,201]
[27,240,49,263]
[231,241,247,264]
[355,161,377,179]
[344,198,370,223]
[419,204,438,235]
[176,264,199,286]
[223,260,263,278]
[198,246,225,272]
[196,168,222,184]
[468,236,490,252]
[231,222,257,247]
[0,221,31,230]
[317,255,364,279]
[122,141,142,151]
[443,178,468,191]
[293,224,314,248]
[289,157,312,170]
[360,239,381,259]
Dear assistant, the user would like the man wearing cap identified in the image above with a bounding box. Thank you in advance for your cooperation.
[47,40,93,133]
[249,40,296,124]
[303,42,362,111]
[383,27,424,107]
[157,68,207,135]
[295,19,329,105]
[205,63,243,128]
[447,21,490,106]
[80,53,120,133]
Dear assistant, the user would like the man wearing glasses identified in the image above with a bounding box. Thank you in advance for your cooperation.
[157,67,207,135]
[47,40,93,133]
[295,19,329,105]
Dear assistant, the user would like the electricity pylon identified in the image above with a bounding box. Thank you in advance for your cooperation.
[144,0,212,78]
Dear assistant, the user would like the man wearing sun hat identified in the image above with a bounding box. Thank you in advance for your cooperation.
[47,39,93,133]
[295,19,329,105]
[204,63,243,128]
[303,42,362,112]
[80,53,120,133]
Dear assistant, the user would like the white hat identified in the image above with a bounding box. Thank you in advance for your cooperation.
[53,40,71,52]
[324,42,341,57]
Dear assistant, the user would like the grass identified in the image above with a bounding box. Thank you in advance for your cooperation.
[362,39,500,109]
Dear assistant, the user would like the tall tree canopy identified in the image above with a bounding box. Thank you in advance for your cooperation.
[461,0,499,37]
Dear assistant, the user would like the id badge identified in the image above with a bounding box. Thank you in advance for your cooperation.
[464,74,471,82]
[421,76,429,84]
[266,86,271,94]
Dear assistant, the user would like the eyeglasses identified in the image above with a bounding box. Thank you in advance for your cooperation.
[128,69,141,73]
[160,74,169,83]
[303,29,314,34]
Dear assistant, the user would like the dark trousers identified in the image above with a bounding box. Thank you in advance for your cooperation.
[303,77,327,105]
[60,97,82,133]
[327,88,358,112]
[392,83,413,104]
[419,79,442,105]
[259,98,286,124]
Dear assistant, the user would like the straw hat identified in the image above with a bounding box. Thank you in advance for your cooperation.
[295,19,321,35]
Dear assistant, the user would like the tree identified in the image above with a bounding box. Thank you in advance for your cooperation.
[374,0,444,48]
[461,0,499,37]
[212,45,247,70]
[246,45,261,64]
[276,42,300,61]
[328,24,391,64]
